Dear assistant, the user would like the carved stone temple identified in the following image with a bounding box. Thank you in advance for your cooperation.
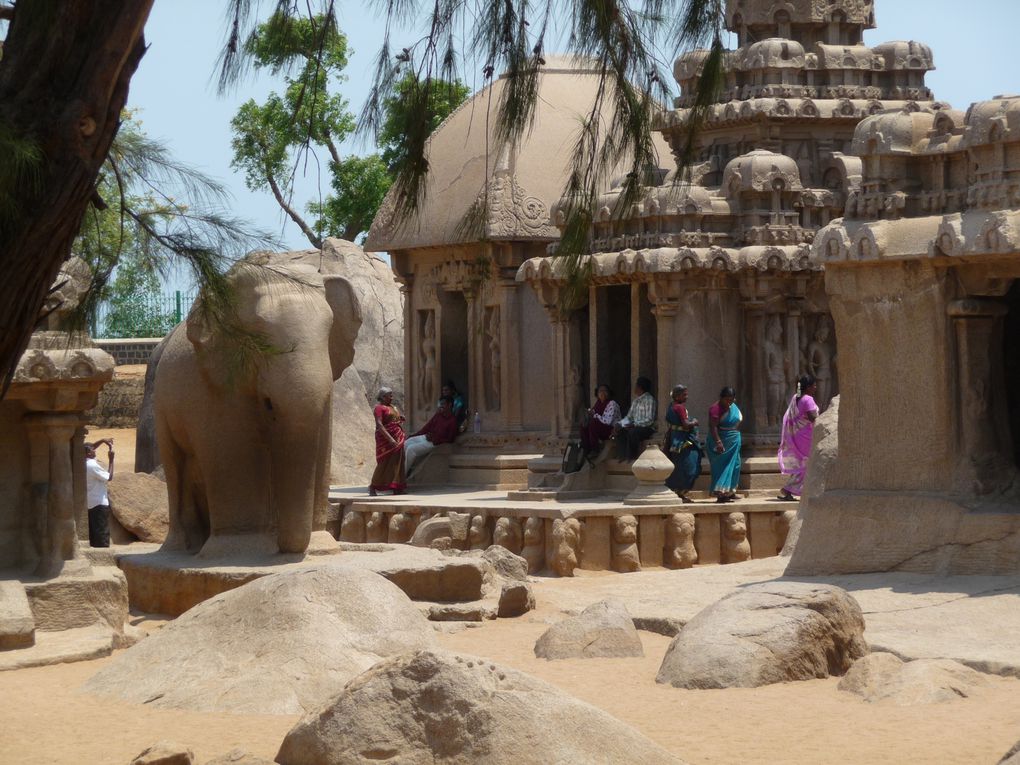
[788,95,1020,575]
[352,0,969,575]
[1,259,131,666]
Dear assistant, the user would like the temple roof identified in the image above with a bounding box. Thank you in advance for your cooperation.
[725,0,877,32]
[365,57,672,253]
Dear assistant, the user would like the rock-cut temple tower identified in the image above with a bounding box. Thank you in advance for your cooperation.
[519,0,940,446]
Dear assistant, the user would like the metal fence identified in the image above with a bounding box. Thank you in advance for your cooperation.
[91,290,196,339]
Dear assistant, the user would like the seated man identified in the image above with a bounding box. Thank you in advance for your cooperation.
[613,376,657,462]
[406,396,459,476]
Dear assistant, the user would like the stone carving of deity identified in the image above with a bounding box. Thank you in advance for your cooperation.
[486,307,501,411]
[764,316,786,427]
[564,365,583,428]
[808,319,836,409]
[420,311,437,410]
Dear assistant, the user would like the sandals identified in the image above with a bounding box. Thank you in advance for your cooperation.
[777,491,797,502]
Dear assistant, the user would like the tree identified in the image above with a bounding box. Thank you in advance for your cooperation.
[230,15,469,247]
[0,0,724,390]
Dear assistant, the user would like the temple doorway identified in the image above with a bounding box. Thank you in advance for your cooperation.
[1003,281,1020,470]
[594,285,632,411]
[439,290,469,408]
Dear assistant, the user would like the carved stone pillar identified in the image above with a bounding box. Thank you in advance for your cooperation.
[399,279,415,423]
[499,282,521,429]
[72,425,88,541]
[949,298,1014,494]
[24,413,86,578]
[649,278,682,418]
[464,287,481,428]
[539,284,583,438]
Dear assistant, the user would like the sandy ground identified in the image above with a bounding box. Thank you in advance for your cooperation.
[4,433,1019,764]
[2,590,1019,765]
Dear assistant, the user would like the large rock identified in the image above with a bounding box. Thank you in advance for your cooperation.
[782,395,839,556]
[837,652,988,705]
[535,600,643,660]
[656,582,867,689]
[84,567,436,714]
[275,650,684,765]
[203,751,276,765]
[0,580,35,649]
[108,472,169,543]
[290,239,404,486]
[134,239,403,487]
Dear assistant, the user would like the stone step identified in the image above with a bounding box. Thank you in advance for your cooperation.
[0,581,35,651]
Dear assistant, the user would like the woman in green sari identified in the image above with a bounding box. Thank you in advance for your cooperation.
[708,386,742,503]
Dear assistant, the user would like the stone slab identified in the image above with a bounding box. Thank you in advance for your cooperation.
[0,625,115,672]
[23,567,129,633]
[116,545,491,616]
[0,580,35,650]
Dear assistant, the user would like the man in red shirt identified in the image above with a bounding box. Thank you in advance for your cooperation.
[405,396,459,476]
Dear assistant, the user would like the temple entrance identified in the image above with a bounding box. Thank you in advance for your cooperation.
[439,290,469,408]
[594,285,632,410]
[635,284,658,392]
[1004,281,1020,470]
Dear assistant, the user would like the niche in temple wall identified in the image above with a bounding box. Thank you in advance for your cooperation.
[418,309,438,413]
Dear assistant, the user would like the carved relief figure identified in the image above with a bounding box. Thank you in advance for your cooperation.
[521,516,545,573]
[764,316,786,427]
[722,512,751,563]
[388,511,417,544]
[664,512,698,569]
[366,511,388,543]
[468,515,492,550]
[612,515,641,573]
[485,307,501,411]
[550,517,581,577]
[493,516,523,554]
[420,311,437,410]
[339,510,365,543]
[564,365,583,428]
[807,318,836,409]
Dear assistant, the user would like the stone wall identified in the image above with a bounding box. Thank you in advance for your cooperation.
[93,338,163,366]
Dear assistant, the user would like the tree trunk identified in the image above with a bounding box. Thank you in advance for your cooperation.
[0,0,155,392]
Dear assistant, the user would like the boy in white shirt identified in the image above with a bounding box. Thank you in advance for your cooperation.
[85,439,115,547]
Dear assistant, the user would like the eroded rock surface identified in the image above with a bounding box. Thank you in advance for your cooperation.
[84,568,435,714]
[838,652,988,705]
[534,599,643,660]
[275,650,684,765]
[656,582,867,689]
[129,742,194,765]
[109,472,169,543]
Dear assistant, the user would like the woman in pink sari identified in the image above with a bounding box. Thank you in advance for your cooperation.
[370,387,407,496]
[778,375,820,501]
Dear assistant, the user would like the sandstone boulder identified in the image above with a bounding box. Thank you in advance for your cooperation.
[479,544,529,582]
[1000,740,1020,765]
[497,581,535,618]
[275,650,684,765]
[656,582,867,689]
[130,742,194,765]
[84,567,436,714]
[109,472,169,543]
[535,600,643,660]
[838,652,988,704]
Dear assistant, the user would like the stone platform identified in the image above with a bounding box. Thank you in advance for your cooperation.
[330,487,798,574]
[114,543,499,617]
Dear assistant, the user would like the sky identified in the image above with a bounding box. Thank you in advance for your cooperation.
[125,0,1020,286]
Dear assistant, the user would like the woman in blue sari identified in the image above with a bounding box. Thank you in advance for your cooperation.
[664,385,702,503]
[708,386,742,503]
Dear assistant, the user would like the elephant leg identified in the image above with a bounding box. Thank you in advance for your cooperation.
[157,415,192,552]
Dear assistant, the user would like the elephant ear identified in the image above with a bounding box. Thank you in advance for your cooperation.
[323,275,363,381]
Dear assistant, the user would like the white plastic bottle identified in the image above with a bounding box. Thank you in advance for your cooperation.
[473,411,481,434]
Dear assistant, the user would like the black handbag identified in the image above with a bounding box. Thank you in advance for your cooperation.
[561,440,585,474]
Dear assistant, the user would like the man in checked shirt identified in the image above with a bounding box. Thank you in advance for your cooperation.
[613,376,657,462]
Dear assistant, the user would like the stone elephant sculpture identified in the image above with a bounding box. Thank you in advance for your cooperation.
[154,258,362,556]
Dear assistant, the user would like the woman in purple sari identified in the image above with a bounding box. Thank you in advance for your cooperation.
[778,375,820,501]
